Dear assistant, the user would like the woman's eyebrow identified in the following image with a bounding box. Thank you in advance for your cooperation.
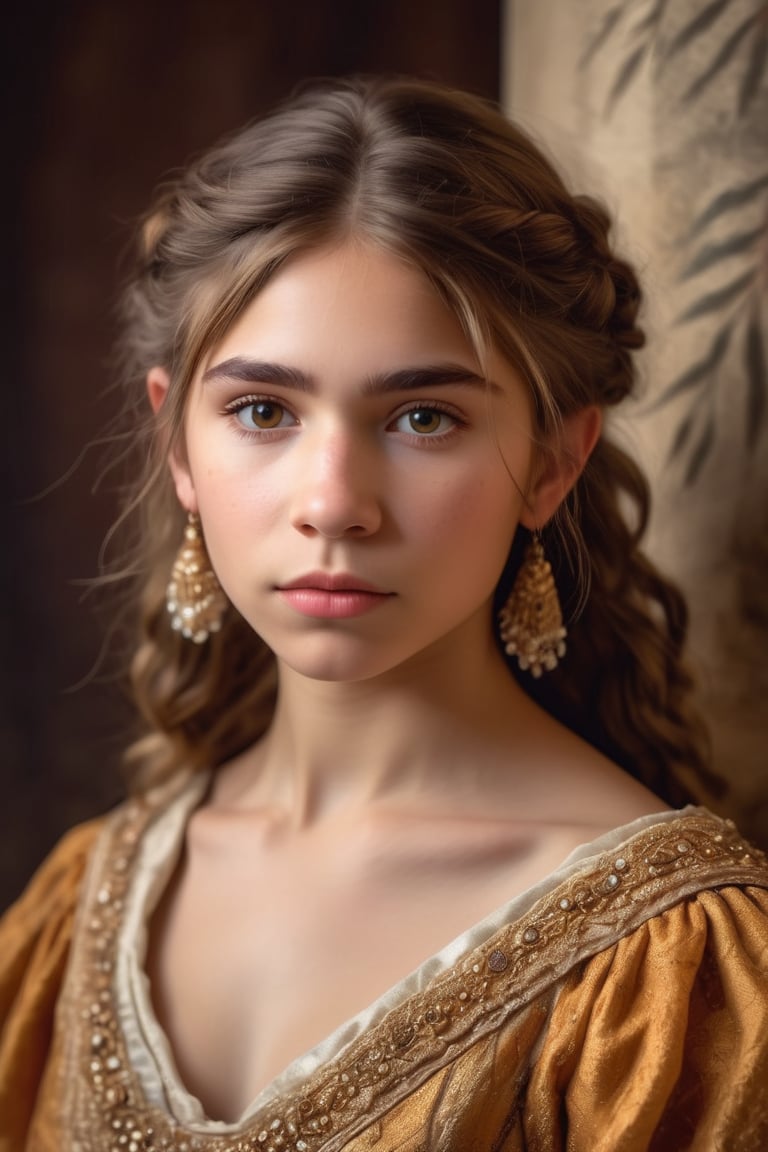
[363,365,499,394]
[202,358,314,390]
[202,357,497,394]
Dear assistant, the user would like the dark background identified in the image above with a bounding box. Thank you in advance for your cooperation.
[1,1,502,910]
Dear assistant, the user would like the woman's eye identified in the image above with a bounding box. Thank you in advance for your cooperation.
[394,407,456,436]
[231,400,293,430]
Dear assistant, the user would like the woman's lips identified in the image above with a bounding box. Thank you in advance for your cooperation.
[277,573,393,619]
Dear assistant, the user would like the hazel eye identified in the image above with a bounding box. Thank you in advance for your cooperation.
[234,401,292,430]
[394,407,455,435]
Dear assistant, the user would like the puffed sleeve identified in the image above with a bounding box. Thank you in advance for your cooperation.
[525,885,768,1151]
[0,819,103,1150]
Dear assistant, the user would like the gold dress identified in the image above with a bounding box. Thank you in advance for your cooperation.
[2,772,767,1151]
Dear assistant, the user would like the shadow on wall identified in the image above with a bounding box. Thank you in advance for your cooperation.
[504,0,768,849]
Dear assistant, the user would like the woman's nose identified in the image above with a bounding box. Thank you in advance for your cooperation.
[288,427,383,539]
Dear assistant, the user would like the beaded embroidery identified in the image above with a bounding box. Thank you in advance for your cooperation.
[62,800,767,1151]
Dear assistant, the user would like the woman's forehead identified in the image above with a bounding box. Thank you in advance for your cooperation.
[203,241,480,373]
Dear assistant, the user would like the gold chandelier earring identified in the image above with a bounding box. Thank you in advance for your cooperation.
[166,513,228,643]
[498,532,566,678]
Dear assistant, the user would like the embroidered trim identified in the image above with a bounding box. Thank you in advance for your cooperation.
[64,802,767,1151]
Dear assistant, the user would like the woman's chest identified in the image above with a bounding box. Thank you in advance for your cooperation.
[144,815,587,1123]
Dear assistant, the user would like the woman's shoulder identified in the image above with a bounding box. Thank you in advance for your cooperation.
[547,805,768,956]
[0,816,107,956]
[0,812,111,1016]
[0,772,199,952]
[447,808,768,1148]
[565,804,768,970]
[526,817,768,1148]
[0,812,109,1146]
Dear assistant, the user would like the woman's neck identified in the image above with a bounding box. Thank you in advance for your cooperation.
[209,626,556,827]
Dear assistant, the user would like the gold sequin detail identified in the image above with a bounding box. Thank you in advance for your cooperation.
[64,803,767,1150]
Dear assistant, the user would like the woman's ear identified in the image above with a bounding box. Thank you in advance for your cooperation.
[520,405,602,529]
[147,365,170,416]
[146,366,198,514]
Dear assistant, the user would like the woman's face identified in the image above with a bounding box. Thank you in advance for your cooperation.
[171,240,539,683]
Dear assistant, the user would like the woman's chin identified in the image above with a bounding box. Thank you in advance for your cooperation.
[265,636,417,687]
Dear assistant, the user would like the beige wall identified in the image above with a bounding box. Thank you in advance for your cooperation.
[503,0,768,842]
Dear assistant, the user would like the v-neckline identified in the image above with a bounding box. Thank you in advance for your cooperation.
[110,772,692,1131]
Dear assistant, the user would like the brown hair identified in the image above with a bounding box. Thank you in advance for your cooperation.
[115,75,718,805]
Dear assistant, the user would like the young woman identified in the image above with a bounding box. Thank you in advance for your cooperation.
[2,76,766,1151]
